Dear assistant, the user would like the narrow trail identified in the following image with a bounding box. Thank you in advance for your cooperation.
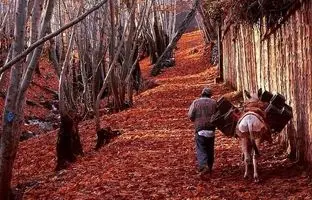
[14,31,311,199]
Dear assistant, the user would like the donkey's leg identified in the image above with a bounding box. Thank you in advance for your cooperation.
[253,151,259,182]
[241,138,252,179]
[253,139,261,182]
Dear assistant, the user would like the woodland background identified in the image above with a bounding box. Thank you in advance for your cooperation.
[0,0,311,199]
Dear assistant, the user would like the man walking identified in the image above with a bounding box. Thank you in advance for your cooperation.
[188,88,217,175]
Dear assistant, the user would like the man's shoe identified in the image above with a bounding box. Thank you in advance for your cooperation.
[208,166,212,175]
[198,165,209,175]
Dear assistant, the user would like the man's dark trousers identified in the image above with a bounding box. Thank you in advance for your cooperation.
[195,133,215,170]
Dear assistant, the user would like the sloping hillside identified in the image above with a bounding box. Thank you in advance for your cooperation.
[11,31,312,199]
[0,58,59,137]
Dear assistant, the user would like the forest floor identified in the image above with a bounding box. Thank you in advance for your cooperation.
[12,31,312,199]
[0,57,59,136]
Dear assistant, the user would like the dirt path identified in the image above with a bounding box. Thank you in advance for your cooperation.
[14,31,311,199]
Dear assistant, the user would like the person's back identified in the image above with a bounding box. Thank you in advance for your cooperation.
[188,97,217,132]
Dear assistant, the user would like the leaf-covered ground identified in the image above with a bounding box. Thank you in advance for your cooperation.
[13,31,312,199]
[0,58,59,135]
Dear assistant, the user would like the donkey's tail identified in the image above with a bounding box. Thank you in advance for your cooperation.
[248,122,260,156]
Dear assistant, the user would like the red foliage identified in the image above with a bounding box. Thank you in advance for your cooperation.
[0,58,58,136]
[10,31,312,199]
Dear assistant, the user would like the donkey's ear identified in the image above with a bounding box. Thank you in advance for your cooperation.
[244,90,251,99]
[257,88,263,98]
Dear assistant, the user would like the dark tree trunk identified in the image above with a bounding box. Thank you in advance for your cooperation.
[198,4,217,43]
[95,128,110,150]
[154,23,168,59]
[35,63,40,75]
[72,66,79,98]
[95,127,121,150]
[215,23,223,83]
[110,74,121,112]
[93,66,103,99]
[147,35,158,64]
[56,114,83,170]
[132,63,141,93]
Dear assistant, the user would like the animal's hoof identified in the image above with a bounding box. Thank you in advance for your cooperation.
[244,174,248,179]
[254,178,259,183]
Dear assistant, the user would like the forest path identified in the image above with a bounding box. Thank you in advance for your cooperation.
[14,31,311,199]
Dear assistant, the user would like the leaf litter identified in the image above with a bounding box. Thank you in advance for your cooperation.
[10,31,312,199]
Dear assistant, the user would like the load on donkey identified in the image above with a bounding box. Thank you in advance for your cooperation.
[211,88,293,182]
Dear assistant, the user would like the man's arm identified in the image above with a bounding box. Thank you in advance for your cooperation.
[188,101,196,121]
[212,100,217,113]
[208,100,218,126]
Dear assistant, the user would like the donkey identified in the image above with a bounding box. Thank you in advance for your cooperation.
[235,88,271,182]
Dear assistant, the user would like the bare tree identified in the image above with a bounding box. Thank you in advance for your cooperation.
[113,0,150,110]
[141,0,176,66]
[197,1,217,44]
[0,0,27,197]
[0,0,110,197]
[0,1,15,96]
[56,27,83,170]
[25,0,44,74]
[94,0,151,149]
[150,0,200,76]
[0,0,185,196]
[0,0,110,74]
[0,0,55,196]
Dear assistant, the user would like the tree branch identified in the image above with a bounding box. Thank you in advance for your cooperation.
[0,0,109,74]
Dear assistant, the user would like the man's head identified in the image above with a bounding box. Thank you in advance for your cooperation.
[201,88,212,98]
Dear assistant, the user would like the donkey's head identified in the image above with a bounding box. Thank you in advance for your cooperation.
[244,88,263,102]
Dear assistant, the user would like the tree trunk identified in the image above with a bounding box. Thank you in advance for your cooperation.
[56,114,83,170]
[126,51,141,105]
[0,0,110,74]
[150,0,200,76]
[0,0,27,198]
[0,48,12,93]
[18,0,55,99]
[56,29,83,171]
[145,34,158,64]
[110,73,121,111]
[47,24,60,77]
[197,4,217,43]
[94,18,129,132]
[215,22,223,82]
[26,0,43,74]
